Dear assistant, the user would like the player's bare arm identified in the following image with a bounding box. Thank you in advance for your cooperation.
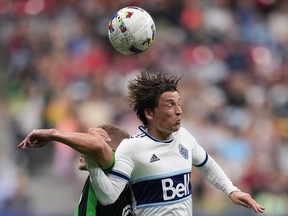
[18,128,113,167]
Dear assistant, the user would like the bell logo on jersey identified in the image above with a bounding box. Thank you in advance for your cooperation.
[132,172,192,207]
[161,173,190,201]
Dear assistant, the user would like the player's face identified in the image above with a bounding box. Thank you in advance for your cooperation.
[146,91,182,140]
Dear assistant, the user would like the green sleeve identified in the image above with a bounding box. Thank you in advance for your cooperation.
[101,152,115,173]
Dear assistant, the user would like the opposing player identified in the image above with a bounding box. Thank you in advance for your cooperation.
[86,71,265,215]
[18,124,132,216]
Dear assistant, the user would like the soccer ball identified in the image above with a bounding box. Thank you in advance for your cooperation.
[108,6,156,55]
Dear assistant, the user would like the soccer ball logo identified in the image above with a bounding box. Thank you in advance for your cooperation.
[108,6,156,55]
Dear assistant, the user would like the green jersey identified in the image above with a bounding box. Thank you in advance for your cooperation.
[75,175,132,216]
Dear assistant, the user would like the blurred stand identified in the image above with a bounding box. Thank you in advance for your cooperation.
[0,0,288,215]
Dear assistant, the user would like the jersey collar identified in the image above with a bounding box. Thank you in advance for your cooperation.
[139,125,174,143]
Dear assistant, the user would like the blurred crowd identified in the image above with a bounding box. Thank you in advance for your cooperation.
[0,0,288,215]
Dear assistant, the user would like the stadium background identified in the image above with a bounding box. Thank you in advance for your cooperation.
[0,0,287,215]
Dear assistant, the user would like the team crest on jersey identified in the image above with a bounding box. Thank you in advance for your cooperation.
[178,144,188,160]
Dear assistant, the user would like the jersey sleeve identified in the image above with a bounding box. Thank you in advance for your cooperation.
[190,135,208,166]
[84,153,115,173]
[84,154,100,169]
[196,155,239,195]
[112,138,134,178]
[187,131,238,195]
[88,166,127,205]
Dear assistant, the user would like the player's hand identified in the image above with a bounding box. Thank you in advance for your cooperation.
[18,129,53,149]
[229,190,265,213]
[88,128,111,142]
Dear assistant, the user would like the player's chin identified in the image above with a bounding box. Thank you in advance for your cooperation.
[172,124,181,132]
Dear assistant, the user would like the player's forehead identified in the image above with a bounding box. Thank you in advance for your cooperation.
[158,91,180,102]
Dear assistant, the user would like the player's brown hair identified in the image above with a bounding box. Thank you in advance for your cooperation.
[127,70,181,126]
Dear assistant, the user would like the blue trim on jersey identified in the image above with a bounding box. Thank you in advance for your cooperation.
[193,152,208,167]
[132,169,191,184]
[133,130,146,138]
[109,170,130,182]
[137,194,192,208]
[139,126,173,143]
[132,172,191,207]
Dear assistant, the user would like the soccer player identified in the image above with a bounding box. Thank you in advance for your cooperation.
[18,124,132,216]
[75,154,132,216]
[87,71,265,216]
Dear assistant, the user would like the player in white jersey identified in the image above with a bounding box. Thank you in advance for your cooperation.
[87,70,265,215]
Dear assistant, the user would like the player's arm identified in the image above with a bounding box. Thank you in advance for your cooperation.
[18,128,113,167]
[196,155,265,213]
[193,147,265,213]
[85,139,133,205]
[194,153,239,195]
[85,155,127,205]
[191,135,265,213]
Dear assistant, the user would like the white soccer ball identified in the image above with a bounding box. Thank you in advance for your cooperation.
[108,6,156,55]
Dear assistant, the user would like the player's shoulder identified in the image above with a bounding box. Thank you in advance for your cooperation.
[116,134,146,155]
[130,127,147,139]
[119,134,145,145]
[177,127,192,136]
[175,127,197,141]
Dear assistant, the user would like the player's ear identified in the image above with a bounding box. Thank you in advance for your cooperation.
[144,108,154,120]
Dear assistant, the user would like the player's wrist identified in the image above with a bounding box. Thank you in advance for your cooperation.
[229,189,241,198]
[49,128,58,138]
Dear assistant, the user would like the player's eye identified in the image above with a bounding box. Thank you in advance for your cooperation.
[166,102,174,108]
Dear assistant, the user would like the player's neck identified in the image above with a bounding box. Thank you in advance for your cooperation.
[146,128,172,141]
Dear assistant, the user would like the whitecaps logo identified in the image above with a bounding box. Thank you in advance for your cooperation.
[178,144,188,160]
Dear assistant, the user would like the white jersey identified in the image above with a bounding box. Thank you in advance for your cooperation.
[88,126,238,216]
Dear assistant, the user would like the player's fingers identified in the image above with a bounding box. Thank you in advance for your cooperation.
[250,202,265,213]
[242,198,265,213]
[88,128,108,136]
[100,131,111,141]
[257,205,265,213]
[88,128,111,141]
[18,138,30,149]
[237,200,251,209]
[29,140,43,148]
[18,142,24,148]
[88,128,98,134]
